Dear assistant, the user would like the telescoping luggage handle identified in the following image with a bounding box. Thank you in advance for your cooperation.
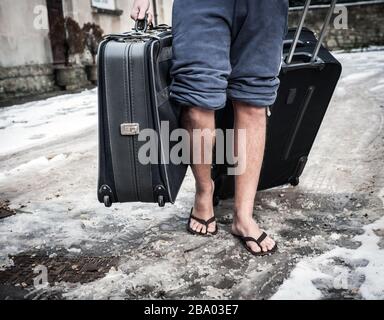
[286,0,338,65]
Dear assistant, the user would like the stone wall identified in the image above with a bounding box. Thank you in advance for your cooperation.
[288,1,384,50]
[0,65,58,102]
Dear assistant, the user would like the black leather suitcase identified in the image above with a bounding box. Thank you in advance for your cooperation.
[212,0,342,204]
[97,24,187,207]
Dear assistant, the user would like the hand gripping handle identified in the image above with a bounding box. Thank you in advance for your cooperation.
[135,14,148,33]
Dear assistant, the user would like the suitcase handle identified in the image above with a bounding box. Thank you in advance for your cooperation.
[286,0,338,64]
[152,24,171,31]
[104,31,162,41]
[135,15,149,33]
[283,39,305,48]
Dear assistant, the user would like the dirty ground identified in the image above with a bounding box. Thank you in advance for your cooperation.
[0,49,383,300]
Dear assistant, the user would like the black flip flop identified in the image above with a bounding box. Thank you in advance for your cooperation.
[187,208,218,236]
[232,232,277,256]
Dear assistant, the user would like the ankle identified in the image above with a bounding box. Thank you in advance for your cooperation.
[233,214,254,228]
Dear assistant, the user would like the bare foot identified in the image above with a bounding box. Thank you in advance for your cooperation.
[231,217,275,253]
[189,180,216,234]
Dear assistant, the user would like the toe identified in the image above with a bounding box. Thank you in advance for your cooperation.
[261,243,269,252]
[247,241,261,253]
[201,225,207,234]
[196,224,203,233]
[269,239,276,250]
[268,238,275,248]
[191,221,199,231]
[207,222,216,233]
[264,238,275,251]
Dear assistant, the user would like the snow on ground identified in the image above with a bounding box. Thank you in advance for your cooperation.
[0,89,97,156]
[271,216,384,300]
[268,49,384,300]
[0,49,383,300]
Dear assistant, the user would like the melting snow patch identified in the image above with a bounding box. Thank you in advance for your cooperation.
[0,154,68,182]
[0,89,97,156]
[342,70,379,83]
[369,84,384,93]
[62,267,127,300]
[202,286,228,299]
[330,233,341,241]
[0,257,14,271]
[271,216,384,300]
[62,260,186,300]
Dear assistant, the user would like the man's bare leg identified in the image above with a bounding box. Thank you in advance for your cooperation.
[182,106,216,234]
[231,102,276,253]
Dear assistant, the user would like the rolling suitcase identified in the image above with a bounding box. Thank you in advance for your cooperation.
[97,22,187,208]
[213,0,342,204]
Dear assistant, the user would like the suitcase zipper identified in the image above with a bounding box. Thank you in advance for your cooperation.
[149,38,174,203]
[98,40,117,205]
[127,43,141,200]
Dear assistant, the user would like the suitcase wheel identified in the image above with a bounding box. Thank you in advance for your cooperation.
[104,195,112,208]
[157,195,165,207]
[290,177,300,186]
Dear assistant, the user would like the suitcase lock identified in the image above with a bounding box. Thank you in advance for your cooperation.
[121,123,140,136]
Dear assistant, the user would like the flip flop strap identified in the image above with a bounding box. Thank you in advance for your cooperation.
[241,232,268,248]
[205,216,216,225]
[190,214,216,226]
[242,236,259,244]
[256,232,268,246]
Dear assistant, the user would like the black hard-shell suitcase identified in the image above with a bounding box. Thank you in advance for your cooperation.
[213,0,342,204]
[97,24,187,207]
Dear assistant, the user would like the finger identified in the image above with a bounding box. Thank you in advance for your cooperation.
[130,7,139,20]
[147,12,153,26]
[137,7,146,20]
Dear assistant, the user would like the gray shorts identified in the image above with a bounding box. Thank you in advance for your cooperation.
[170,0,289,110]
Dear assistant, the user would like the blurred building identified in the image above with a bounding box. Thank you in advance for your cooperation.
[0,0,173,105]
[0,0,383,105]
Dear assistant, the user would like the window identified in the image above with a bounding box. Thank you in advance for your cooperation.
[91,0,116,11]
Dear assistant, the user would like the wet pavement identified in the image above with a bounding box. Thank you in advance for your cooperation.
[0,50,383,300]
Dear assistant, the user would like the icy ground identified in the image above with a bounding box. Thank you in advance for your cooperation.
[0,50,383,300]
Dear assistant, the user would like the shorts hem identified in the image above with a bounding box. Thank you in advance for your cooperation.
[227,96,276,108]
[170,94,226,111]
